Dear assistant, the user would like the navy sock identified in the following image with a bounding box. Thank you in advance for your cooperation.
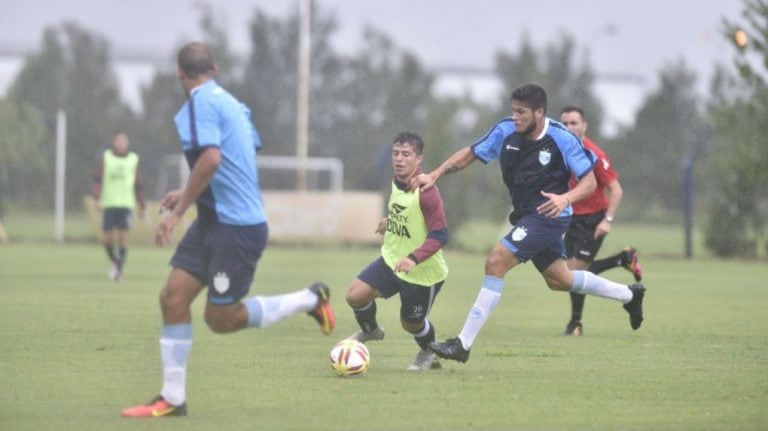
[353,301,378,333]
[569,292,585,322]
[104,244,117,263]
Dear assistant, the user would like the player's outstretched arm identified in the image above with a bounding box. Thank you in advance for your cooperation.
[410,147,476,191]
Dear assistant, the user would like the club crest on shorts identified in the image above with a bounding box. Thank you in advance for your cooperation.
[539,149,551,166]
[213,272,230,293]
[512,226,528,242]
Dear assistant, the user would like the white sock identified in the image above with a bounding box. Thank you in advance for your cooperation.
[570,270,632,303]
[159,324,192,406]
[244,288,317,328]
[414,319,431,338]
[458,276,503,349]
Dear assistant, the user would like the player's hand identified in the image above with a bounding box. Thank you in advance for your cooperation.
[375,217,388,235]
[537,191,569,218]
[159,189,183,214]
[409,173,436,191]
[393,257,416,274]
[594,219,612,239]
[155,212,181,246]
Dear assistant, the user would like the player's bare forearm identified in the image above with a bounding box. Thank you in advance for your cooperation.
[566,171,597,204]
[604,179,623,219]
[433,147,476,179]
[411,147,476,191]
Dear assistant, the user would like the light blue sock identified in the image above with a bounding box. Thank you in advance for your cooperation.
[160,324,192,406]
[570,270,632,303]
[243,289,316,328]
[458,275,503,349]
[243,296,263,328]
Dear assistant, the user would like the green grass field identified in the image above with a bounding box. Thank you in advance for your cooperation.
[1,228,767,430]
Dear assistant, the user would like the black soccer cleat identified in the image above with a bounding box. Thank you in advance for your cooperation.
[428,337,470,363]
[563,320,583,336]
[623,283,645,330]
[621,247,644,282]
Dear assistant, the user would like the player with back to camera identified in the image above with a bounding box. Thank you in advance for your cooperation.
[121,41,335,418]
[92,133,146,282]
[345,132,449,371]
[559,106,643,336]
[411,83,646,364]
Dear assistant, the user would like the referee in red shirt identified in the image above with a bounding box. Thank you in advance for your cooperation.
[560,106,643,336]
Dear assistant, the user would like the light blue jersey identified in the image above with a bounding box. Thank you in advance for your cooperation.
[174,80,266,225]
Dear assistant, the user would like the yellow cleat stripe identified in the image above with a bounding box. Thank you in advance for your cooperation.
[151,407,175,417]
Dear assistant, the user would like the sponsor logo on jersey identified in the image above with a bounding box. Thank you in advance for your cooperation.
[387,218,412,238]
[388,203,411,238]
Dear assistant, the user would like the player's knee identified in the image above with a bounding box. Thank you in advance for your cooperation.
[345,285,373,308]
[400,319,424,334]
[484,251,508,275]
[159,287,182,311]
[544,275,569,291]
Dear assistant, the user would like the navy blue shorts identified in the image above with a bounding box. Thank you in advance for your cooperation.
[357,257,443,324]
[564,211,607,262]
[171,220,269,305]
[501,212,570,273]
[102,208,132,230]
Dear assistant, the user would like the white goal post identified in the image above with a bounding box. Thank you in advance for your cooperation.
[148,154,381,244]
[154,155,344,198]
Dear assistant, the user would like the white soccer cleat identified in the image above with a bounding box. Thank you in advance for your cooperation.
[108,263,120,282]
[347,326,385,343]
[406,348,441,371]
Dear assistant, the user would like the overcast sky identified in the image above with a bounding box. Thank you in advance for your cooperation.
[0,0,746,134]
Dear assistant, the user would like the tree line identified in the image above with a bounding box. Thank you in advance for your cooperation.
[0,0,765,257]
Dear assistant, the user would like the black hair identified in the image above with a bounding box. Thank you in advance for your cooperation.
[560,105,586,119]
[510,83,548,113]
[392,132,424,155]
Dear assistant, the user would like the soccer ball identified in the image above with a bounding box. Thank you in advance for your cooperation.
[329,339,370,377]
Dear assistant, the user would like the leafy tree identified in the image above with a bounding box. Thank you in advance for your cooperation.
[0,99,47,211]
[135,6,236,199]
[495,35,605,142]
[312,27,436,190]
[704,0,768,257]
[239,8,321,158]
[133,71,185,199]
[7,22,136,210]
[610,60,712,220]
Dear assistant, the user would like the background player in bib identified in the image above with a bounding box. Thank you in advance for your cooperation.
[411,84,646,364]
[122,42,335,418]
[559,106,644,336]
[91,133,146,281]
[345,132,449,371]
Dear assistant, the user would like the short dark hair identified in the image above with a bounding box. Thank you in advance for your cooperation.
[510,83,547,113]
[177,42,216,78]
[393,132,424,155]
[560,105,585,119]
